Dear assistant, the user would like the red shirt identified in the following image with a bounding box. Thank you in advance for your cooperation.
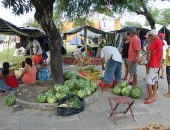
[148,38,164,68]
[128,35,141,62]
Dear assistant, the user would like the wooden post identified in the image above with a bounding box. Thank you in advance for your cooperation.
[84,27,87,53]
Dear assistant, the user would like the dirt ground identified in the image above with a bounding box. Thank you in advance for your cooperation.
[14,80,54,102]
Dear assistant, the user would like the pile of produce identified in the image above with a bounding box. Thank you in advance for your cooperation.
[37,71,98,104]
[73,56,92,66]
[11,62,21,70]
[138,122,170,130]
[113,81,142,99]
[5,95,16,106]
[78,66,102,81]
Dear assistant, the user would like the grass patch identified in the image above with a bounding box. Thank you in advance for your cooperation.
[0,48,32,65]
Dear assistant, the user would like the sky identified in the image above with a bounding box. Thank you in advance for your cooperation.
[0,0,170,27]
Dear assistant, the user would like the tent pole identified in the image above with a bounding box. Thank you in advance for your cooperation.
[84,27,87,53]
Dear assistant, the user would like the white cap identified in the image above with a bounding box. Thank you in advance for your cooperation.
[148,29,158,36]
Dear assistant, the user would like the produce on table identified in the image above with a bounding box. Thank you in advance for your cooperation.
[73,56,92,66]
[78,66,102,81]
[5,95,16,106]
[113,82,142,99]
[138,122,170,130]
[37,94,47,103]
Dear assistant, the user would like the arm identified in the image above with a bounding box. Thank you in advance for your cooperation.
[35,45,39,55]
[101,57,105,70]
[19,66,28,79]
[0,72,3,78]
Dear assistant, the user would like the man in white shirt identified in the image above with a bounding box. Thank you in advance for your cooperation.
[29,37,42,64]
[159,33,168,78]
[101,46,122,89]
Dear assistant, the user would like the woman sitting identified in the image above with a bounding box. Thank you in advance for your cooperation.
[18,57,37,84]
[0,62,19,95]
[37,60,50,82]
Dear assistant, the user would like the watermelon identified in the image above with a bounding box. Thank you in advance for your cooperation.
[113,86,122,95]
[119,81,128,88]
[130,87,142,99]
[64,80,75,90]
[58,85,70,94]
[77,89,87,98]
[47,94,57,103]
[55,93,67,101]
[64,71,72,79]
[121,87,131,96]
[5,95,16,106]
[91,81,98,89]
[37,94,47,103]
[84,87,91,96]
[54,84,63,92]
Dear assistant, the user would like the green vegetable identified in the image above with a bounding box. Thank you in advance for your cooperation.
[47,94,57,103]
[37,94,47,103]
[64,80,75,90]
[55,93,67,101]
[121,87,130,96]
[5,95,16,106]
[120,81,128,88]
[65,97,82,108]
[58,85,70,94]
[54,84,63,92]
[77,89,87,98]
[113,86,122,95]
[130,87,142,99]
[84,87,91,96]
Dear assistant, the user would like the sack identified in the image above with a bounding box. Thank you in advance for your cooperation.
[57,94,85,116]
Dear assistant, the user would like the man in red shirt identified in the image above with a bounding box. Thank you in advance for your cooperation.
[144,29,164,104]
[128,28,141,86]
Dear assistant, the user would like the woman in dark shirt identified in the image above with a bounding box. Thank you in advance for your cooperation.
[121,33,131,80]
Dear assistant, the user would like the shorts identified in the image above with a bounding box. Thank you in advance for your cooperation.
[123,58,129,64]
[166,66,170,85]
[145,68,159,85]
[104,60,122,84]
[129,62,137,75]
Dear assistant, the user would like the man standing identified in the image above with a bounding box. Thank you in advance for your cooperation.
[144,30,164,104]
[29,37,42,64]
[159,33,168,78]
[101,46,122,89]
[128,28,141,86]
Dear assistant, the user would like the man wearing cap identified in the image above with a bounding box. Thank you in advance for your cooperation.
[159,33,168,78]
[144,29,164,104]
[128,28,141,86]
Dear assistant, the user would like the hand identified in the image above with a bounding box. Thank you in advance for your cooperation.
[135,57,140,63]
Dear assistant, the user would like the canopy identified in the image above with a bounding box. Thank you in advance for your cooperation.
[64,26,107,36]
[0,18,45,37]
[79,30,102,38]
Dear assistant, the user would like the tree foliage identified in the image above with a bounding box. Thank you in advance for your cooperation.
[123,21,142,28]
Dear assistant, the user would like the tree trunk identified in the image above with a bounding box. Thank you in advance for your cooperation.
[31,0,64,84]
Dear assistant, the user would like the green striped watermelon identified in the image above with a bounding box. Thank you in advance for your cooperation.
[5,95,16,106]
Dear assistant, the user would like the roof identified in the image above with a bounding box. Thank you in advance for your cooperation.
[0,18,45,37]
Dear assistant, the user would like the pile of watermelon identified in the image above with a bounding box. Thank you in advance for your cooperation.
[37,71,98,104]
[113,81,142,99]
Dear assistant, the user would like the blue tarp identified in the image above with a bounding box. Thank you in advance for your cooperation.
[69,36,84,45]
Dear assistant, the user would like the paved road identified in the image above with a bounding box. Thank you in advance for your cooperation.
[0,65,169,130]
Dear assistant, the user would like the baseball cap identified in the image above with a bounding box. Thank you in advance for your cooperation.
[158,33,166,38]
[148,29,158,36]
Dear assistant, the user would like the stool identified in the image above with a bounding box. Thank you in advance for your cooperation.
[108,96,135,125]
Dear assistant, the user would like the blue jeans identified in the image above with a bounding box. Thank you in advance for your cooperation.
[104,60,122,84]
[0,79,15,91]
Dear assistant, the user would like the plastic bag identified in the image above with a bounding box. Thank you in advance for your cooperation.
[57,94,85,116]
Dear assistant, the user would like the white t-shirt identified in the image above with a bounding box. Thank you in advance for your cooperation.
[33,39,42,55]
[163,40,168,60]
[101,46,122,63]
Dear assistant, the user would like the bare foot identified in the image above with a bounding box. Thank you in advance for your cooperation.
[122,77,127,80]
[164,93,170,97]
